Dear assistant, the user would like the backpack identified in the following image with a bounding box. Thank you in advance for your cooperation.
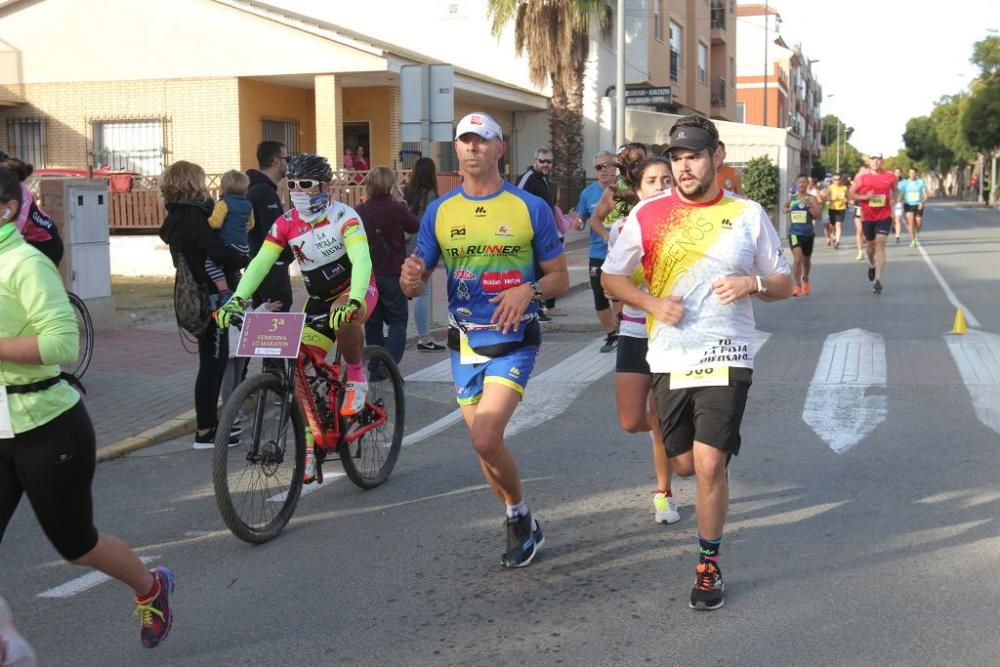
[172,252,211,338]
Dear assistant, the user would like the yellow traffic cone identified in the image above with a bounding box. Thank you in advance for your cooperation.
[950,308,968,335]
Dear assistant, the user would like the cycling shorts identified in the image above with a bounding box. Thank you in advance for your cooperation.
[300,279,379,354]
[862,218,892,242]
[789,234,815,257]
[903,203,923,216]
[450,344,539,406]
[651,368,752,457]
[828,209,846,223]
[589,258,611,311]
[616,335,650,375]
[0,400,99,561]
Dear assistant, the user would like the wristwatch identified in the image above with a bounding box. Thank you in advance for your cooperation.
[527,281,544,303]
[754,275,767,295]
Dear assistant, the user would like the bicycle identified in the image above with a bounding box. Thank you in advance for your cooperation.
[212,312,405,544]
[63,291,94,381]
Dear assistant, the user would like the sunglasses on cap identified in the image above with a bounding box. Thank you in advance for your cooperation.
[287,179,321,190]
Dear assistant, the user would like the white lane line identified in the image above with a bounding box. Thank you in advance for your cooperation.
[38,556,159,598]
[802,328,887,454]
[404,358,452,383]
[945,329,1000,437]
[916,242,981,328]
[268,471,347,502]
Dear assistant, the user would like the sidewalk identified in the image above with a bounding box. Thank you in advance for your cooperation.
[91,227,603,461]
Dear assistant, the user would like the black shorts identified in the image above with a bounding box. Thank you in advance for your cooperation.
[862,218,892,241]
[0,400,99,561]
[903,203,923,217]
[788,233,815,256]
[651,368,752,457]
[829,209,846,223]
[589,258,611,311]
[615,335,650,375]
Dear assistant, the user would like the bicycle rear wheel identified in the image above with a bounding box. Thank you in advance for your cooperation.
[338,345,404,489]
[213,372,305,543]
[63,292,94,381]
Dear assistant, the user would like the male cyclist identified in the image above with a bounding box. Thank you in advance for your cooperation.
[216,153,378,483]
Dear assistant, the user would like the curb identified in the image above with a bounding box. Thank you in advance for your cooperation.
[96,408,197,462]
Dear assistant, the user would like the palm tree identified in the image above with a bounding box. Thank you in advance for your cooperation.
[487,0,611,208]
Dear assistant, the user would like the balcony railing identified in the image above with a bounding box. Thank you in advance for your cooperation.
[710,1,726,30]
[670,49,679,83]
[711,77,727,107]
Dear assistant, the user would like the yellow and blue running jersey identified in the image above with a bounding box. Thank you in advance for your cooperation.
[413,182,563,342]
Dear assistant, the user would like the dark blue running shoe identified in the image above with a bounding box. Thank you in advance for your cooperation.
[500,512,544,568]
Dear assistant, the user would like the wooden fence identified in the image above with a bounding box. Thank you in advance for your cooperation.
[104,170,464,231]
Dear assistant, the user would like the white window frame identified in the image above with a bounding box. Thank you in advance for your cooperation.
[670,21,683,70]
[697,41,708,84]
[654,1,664,42]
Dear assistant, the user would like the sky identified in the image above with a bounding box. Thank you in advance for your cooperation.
[759,0,998,155]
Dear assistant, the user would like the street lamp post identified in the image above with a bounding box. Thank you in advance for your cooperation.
[827,93,841,174]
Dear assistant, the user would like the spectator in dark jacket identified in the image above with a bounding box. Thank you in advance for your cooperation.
[356,166,419,363]
[517,146,563,317]
[158,160,247,448]
[246,141,292,311]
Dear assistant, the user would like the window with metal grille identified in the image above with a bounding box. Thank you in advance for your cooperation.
[5,118,46,167]
[262,118,299,155]
[92,120,165,175]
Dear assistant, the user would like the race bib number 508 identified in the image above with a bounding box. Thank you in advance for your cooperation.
[669,366,730,390]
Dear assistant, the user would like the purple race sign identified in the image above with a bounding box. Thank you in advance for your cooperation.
[236,312,306,358]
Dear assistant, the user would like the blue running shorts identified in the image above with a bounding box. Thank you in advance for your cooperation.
[450,345,539,405]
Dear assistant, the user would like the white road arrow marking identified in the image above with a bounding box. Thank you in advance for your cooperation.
[38,556,160,598]
[945,329,1000,436]
[802,328,887,453]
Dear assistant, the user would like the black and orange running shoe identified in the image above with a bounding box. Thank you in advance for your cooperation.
[689,560,724,611]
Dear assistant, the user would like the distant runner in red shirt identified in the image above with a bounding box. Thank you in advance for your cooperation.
[851,153,897,295]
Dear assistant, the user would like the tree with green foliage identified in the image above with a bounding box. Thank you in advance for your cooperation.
[743,155,779,218]
[487,0,611,207]
[962,36,1000,153]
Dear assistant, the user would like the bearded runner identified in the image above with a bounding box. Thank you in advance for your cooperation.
[601,115,792,612]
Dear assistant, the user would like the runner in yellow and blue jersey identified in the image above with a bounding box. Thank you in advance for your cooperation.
[401,112,569,569]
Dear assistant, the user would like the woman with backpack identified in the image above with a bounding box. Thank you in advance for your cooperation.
[158,161,247,449]
[403,158,444,351]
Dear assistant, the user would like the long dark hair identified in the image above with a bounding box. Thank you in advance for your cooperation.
[613,143,648,212]
[0,156,33,182]
[404,157,438,213]
[0,167,23,218]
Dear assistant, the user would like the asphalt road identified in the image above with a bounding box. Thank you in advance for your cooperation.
[3,201,999,666]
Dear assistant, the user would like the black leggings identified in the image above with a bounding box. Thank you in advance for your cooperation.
[196,320,229,430]
[0,400,99,561]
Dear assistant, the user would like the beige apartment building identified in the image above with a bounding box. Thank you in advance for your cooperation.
[0,0,548,177]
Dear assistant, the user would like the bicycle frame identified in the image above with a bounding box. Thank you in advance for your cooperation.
[289,344,389,451]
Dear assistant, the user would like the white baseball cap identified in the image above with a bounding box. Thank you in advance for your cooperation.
[455,112,503,142]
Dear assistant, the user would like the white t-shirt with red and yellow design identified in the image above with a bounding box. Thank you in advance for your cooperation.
[602,189,789,374]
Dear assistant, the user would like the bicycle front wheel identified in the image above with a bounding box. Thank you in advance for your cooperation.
[64,292,94,380]
[213,372,305,543]
[339,346,404,489]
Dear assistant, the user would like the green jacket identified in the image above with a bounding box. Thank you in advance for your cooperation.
[0,230,80,434]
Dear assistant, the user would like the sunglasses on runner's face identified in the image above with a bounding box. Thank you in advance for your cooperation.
[536,159,553,165]
[288,179,320,190]
[594,163,611,171]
